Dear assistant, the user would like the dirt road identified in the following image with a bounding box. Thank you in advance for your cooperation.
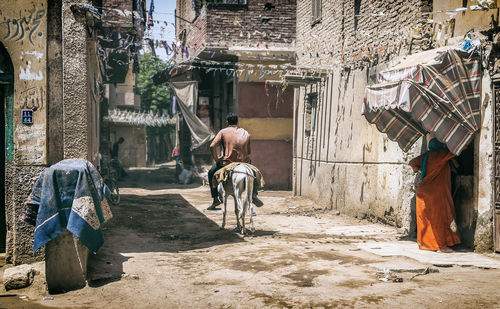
[2,163,500,308]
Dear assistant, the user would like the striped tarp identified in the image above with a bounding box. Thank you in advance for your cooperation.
[362,49,481,155]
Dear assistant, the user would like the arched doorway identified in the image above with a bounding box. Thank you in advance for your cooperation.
[0,42,14,252]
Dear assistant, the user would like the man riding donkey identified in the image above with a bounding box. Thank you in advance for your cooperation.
[207,113,264,210]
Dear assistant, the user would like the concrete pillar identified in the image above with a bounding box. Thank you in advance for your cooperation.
[47,0,64,165]
[474,71,494,252]
[62,0,91,159]
[45,230,88,293]
[44,0,92,291]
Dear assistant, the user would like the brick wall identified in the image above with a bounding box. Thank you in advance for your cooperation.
[102,0,134,25]
[176,0,296,60]
[103,0,132,9]
[296,0,431,69]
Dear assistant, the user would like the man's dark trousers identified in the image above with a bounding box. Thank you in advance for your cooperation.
[208,162,222,198]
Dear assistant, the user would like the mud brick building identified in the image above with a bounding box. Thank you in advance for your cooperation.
[1,0,145,264]
[171,0,296,188]
[291,0,500,251]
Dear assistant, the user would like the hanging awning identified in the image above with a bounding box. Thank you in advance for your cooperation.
[169,81,215,149]
[362,49,481,155]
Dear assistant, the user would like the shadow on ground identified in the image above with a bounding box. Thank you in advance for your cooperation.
[88,189,276,287]
[119,164,203,190]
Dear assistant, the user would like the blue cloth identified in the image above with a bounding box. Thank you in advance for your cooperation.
[20,159,113,254]
[420,138,445,181]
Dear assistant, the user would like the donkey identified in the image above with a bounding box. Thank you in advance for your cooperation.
[218,163,256,235]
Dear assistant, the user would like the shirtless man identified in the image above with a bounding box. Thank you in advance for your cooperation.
[207,113,263,210]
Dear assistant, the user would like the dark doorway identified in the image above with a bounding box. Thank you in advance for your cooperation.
[0,42,14,253]
[452,138,475,249]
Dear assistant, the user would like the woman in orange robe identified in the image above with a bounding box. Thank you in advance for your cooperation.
[409,138,461,252]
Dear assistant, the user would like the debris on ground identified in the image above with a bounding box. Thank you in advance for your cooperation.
[410,267,439,280]
[376,268,404,283]
[3,264,37,290]
[121,274,140,280]
[42,297,54,301]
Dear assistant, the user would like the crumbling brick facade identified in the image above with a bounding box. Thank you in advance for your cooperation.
[296,0,432,69]
[293,0,435,238]
[176,0,296,59]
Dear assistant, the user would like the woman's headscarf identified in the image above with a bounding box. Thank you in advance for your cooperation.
[420,138,445,181]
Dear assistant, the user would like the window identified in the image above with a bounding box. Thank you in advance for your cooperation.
[312,0,322,24]
[305,92,318,137]
[354,0,361,30]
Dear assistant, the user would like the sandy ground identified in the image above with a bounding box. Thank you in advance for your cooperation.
[1,163,500,308]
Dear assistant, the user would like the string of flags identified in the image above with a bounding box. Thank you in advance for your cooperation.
[67,2,494,81]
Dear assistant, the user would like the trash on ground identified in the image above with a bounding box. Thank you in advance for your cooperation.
[376,268,403,283]
[288,206,297,210]
[19,295,27,299]
[42,297,54,301]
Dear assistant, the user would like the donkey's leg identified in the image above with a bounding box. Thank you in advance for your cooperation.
[222,194,228,230]
[236,179,247,235]
[233,185,241,232]
[247,178,255,233]
[240,176,250,235]
[218,183,227,229]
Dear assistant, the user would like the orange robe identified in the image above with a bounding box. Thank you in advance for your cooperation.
[409,149,461,251]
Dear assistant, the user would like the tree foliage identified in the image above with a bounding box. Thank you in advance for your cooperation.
[137,52,171,113]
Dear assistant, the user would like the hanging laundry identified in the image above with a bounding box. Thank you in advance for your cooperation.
[147,0,155,29]
[147,38,156,57]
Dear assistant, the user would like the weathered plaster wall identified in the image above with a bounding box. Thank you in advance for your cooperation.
[474,71,494,252]
[293,0,498,250]
[86,35,102,165]
[0,0,48,164]
[294,68,421,233]
[9,165,45,264]
[1,0,49,263]
[433,0,499,47]
[2,0,101,263]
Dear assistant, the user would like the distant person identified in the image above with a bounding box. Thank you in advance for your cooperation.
[172,144,180,164]
[409,138,461,253]
[111,137,125,159]
[111,137,127,178]
[207,113,263,210]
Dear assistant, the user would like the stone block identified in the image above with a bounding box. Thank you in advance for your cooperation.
[3,264,37,290]
[45,230,89,294]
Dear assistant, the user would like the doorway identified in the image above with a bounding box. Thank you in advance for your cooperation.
[451,138,475,249]
[0,42,14,253]
[493,82,500,252]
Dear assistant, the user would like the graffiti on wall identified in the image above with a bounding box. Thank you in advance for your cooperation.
[15,123,45,163]
[20,86,44,111]
[18,61,43,80]
[1,2,48,165]
[3,8,46,45]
